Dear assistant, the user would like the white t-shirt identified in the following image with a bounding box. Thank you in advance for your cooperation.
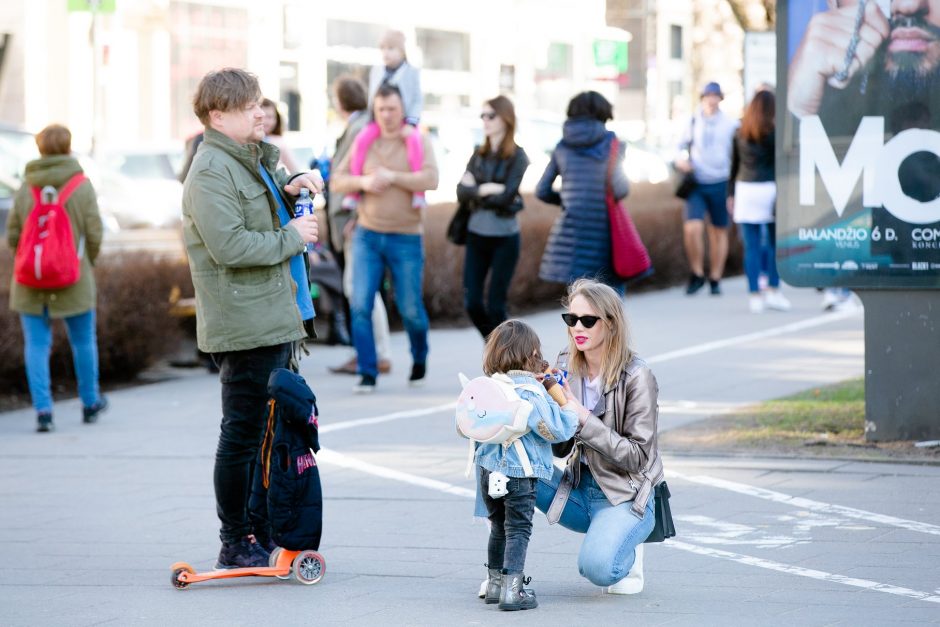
[580,375,603,466]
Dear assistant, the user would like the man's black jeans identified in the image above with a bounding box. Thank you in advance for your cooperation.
[212,342,292,544]
[480,467,537,573]
[463,232,520,338]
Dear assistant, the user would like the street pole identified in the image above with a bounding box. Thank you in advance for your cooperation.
[89,0,100,158]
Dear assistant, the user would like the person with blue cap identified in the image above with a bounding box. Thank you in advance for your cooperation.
[674,81,739,296]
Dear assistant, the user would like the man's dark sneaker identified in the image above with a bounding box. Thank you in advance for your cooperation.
[409,363,426,387]
[215,535,270,570]
[686,274,706,295]
[82,396,109,424]
[36,412,54,433]
[254,534,278,553]
[709,279,721,296]
[353,374,377,394]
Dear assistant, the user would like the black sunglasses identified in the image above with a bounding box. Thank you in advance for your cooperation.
[480,112,497,121]
[561,313,602,328]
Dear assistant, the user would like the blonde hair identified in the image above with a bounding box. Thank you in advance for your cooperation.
[482,319,545,376]
[563,279,632,389]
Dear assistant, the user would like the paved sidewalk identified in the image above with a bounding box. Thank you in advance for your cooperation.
[2,278,938,626]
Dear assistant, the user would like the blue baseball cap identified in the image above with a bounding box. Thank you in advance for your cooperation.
[701,82,724,99]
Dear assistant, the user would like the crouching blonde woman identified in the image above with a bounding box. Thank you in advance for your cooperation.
[536,278,664,594]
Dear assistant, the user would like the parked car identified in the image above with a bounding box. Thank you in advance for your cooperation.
[97,146,185,228]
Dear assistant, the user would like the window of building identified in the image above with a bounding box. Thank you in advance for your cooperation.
[416,28,470,71]
[670,25,683,60]
[326,20,387,48]
[536,42,573,81]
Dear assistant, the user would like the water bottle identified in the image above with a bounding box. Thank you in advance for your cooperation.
[294,187,315,252]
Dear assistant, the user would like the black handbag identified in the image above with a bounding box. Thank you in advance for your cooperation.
[644,481,676,543]
[446,200,471,246]
[675,172,697,200]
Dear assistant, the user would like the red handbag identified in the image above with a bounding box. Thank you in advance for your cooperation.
[606,138,653,282]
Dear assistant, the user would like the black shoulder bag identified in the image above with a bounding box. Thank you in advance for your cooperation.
[675,116,697,200]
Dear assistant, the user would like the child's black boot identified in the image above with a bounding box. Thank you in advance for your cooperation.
[497,571,538,611]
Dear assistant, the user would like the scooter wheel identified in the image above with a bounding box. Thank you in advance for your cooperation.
[269,547,291,580]
[292,550,325,585]
[171,564,194,589]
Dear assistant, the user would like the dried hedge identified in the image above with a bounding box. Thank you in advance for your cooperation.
[0,249,193,396]
[418,181,742,322]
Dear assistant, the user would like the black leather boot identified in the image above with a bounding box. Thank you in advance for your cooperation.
[498,571,538,611]
[328,310,352,346]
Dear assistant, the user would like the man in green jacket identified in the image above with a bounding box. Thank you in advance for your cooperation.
[182,68,322,569]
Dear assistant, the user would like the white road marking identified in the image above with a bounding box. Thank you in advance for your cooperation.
[669,471,940,537]
[319,402,456,434]
[316,447,474,498]
[645,308,860,364]
[666,540,940,604]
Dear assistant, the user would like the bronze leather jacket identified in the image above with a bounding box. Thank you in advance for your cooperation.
[550,353,664,519]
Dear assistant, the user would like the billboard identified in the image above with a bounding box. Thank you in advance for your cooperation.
[777,0,940,288]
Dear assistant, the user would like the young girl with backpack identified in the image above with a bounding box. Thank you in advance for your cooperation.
[464,319,579,611]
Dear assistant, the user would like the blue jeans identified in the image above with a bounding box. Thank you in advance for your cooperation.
[463,232,520,338]
[350,226,429,377]
[212,342,293,544]
[739,222,779,293]
[20,309,101,414]
[536,465,655,586]
[479,467,537,573]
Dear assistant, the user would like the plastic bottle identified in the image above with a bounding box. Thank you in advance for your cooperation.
[294,187,315,252]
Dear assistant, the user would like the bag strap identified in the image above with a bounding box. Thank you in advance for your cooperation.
[605,136,620,197]
[29,173,87,208]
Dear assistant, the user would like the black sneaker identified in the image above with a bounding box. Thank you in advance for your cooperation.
[709,279,721,296]
[215,535,270,570]
[253,533,278,553]
[686,274,706,295]
[409,363,426,387]
[36,412,54,433]
[83,396,109,424]
[353,374,377,394]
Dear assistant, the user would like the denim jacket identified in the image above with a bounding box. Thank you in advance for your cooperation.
[473,370,579,480]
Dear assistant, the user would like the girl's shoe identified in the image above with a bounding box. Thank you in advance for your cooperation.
[764,290,792,312]
[483,566,502,604]
[749,294,765,314]
[607,544,644,594]
[498,572,538,610]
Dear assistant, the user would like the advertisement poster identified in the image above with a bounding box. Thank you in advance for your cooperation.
[778,0,940,288]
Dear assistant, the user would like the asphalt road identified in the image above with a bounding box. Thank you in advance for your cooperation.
[1,277,937,626]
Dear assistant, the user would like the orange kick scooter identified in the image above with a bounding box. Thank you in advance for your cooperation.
[171,546,325,588]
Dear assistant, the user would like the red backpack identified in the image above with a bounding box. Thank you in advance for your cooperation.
[13,173,87,290]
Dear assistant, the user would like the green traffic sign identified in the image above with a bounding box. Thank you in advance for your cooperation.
[67,0,117,13]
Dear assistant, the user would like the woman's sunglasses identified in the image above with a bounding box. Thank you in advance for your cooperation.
[561,314,602,328]
[480,112,497,121]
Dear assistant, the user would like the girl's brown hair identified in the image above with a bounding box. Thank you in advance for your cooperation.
[478,95,517,160]
[261,98,283,136]
[739,89,775,143]
[563,279,632,390]
[482,319,544,376]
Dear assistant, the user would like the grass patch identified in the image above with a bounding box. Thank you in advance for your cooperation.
[661,379,940,463]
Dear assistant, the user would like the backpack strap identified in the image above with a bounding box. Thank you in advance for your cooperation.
[511,439,534,477]
[58,173,88,205]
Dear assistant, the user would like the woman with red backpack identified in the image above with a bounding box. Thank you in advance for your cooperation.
[6,124,108,432]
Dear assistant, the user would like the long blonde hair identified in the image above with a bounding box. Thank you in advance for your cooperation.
[564,279,632,389]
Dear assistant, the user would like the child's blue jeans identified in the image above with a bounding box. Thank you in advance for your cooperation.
[479,467,537,573]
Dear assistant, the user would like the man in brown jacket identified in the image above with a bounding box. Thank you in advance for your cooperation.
[331,83,438,393]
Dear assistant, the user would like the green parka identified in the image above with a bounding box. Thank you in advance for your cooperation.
[6,155,103,318]
[181,127,307,353]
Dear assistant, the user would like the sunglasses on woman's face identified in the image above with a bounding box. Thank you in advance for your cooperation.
[561,313,602,328]
[480,112,497,121]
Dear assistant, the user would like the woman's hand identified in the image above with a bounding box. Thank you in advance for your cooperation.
[460,171,476,187]
[478,182,505,197]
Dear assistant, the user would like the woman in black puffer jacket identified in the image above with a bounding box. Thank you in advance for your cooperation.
[537,91,630,292]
